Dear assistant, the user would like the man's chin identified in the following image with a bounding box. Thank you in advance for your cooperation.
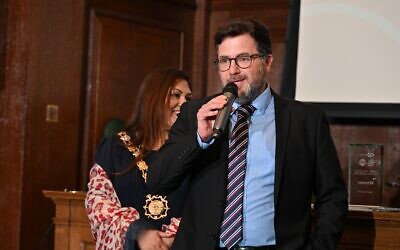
[236,96,252,105]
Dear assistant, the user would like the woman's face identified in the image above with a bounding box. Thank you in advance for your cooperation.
[167,79,192,128]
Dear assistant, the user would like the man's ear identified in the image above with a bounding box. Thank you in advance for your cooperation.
[264,54,274,73]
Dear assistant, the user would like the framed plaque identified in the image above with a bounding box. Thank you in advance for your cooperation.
[348,144,383,206]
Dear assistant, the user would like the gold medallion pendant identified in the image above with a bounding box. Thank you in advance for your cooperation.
[143,194,170,220]
[118,132,170,219]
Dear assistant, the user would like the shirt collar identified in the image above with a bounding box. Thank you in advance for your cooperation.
[232,85,272,116]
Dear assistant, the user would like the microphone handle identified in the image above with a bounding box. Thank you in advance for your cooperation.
[212,92,236,138]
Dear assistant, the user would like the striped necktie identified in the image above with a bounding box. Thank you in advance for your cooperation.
[220,104,256,249]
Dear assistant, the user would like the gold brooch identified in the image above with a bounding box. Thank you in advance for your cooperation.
[118,131,148,182]
[143,194,169,220]
[136,160,148,182]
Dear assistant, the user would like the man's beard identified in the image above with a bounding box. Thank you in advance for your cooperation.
[236,68,268,105]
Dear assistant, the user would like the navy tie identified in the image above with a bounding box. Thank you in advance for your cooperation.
[220,104,256,249]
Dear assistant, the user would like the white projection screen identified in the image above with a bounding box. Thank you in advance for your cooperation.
[295,0,400,119]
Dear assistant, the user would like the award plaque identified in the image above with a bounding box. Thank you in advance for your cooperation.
[348,144,383,206]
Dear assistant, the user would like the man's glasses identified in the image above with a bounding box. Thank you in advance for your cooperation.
[213,53,265,72]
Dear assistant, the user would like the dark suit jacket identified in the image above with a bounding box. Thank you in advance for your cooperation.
[148,91,348,250]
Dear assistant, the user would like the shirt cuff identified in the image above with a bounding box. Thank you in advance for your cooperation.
[196,132,215,149]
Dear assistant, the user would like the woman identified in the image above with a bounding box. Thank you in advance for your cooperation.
[85,67,192,250]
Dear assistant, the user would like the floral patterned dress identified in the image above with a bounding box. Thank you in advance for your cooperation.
[85,132,188,249]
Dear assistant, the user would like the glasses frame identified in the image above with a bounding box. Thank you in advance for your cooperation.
[213,53,266,72]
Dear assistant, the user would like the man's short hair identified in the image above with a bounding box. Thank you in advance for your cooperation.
[214,18,272,55]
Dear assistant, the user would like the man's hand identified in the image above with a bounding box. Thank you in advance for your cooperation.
[197,95,228,142]
[137,229,169,250]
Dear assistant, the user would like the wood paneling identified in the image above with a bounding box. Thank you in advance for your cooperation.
[19,0,87,249]
[0,0,28,248]
[211,0,289,42]
[191,0,211,98]
[0,0,6,91]
[212,0,288,10]
[339,209,400,249]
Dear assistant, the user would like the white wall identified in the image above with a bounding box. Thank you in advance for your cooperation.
[296,0,400,104]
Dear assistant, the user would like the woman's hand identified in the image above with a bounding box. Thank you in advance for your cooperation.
[159,231,175,248]
[137,229,169,250]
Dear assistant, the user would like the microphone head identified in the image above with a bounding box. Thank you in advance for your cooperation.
[223,82,238,98]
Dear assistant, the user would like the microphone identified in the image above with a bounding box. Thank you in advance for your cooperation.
[212,82,238,138]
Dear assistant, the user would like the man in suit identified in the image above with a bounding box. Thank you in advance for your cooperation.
[148,18,348,250]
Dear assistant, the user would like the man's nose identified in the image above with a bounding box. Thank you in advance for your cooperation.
[229,59,240,74]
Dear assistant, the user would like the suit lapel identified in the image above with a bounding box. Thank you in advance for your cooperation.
[220,131,230,189]
[273,91,291,205]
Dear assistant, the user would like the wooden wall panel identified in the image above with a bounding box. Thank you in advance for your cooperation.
[0,0,6,91]
[191,0,211,98]
[19,0,87,249]
[211,0,288,41]
[0,0,28,248]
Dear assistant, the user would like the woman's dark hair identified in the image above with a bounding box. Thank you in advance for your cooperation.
[214,18,272,55]
[125,67,191,155]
